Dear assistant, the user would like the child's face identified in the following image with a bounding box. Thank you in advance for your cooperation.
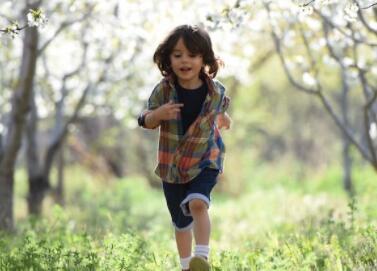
[169,38,203,87]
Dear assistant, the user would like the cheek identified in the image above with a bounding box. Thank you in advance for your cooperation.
[196,61,204,69]
[169,58,178,69]
[196,58,204,67]
[169,57,174,65]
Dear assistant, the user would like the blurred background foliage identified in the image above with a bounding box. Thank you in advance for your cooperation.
[0,0,376,269]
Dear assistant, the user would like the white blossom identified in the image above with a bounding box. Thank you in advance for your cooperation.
[344,2,359,22]
[5,23,20,39]
[342,57,354,67]
[357,58,366,69]
[303,72,317,86]
[371,66,377,76]
[27,8,48,28]
[333,13,348,27]
[285,59,296,71]
[319,0,334,5]
[370,122,377,140]
[283,30,296,48]
[299,5,314,16]
[345,70,358,85]
[227,8,247,27]
[295,55,305,66]
[322,55,337,67]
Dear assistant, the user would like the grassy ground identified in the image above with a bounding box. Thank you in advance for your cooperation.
[1,163,376,270]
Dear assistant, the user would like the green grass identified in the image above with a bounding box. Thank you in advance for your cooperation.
[1,163,376,270]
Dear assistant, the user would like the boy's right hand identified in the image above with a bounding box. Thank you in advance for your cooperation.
[154,100,184,121]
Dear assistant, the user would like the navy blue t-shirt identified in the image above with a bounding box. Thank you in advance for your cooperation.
[176,81,208,135]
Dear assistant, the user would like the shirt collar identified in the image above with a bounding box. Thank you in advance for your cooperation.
[163,73,220,98]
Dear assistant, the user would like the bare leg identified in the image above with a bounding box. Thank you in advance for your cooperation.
[189,199,211,246]
[175,229,192,258]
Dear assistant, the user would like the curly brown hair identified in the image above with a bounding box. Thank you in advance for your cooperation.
[153,25,223,78]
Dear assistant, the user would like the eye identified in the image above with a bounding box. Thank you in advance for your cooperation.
[189,54,197,58]
[173,54,181,58]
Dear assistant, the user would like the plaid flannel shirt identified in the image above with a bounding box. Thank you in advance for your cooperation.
[142,74,230,183]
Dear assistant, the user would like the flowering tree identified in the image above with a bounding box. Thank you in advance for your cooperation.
[0,8,47,38]
[0,0,167,231]
[208,0,377,192]
[0,1,48,231]
[267,1,377,192]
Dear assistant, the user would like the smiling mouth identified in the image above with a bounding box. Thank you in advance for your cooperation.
[180,67,191,72]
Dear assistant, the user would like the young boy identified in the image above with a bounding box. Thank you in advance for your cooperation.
[138,25,231,271]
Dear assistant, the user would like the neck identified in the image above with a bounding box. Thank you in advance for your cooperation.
[177,78,203,90]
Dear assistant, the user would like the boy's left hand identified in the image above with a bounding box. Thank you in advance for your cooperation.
[216,112,232,130]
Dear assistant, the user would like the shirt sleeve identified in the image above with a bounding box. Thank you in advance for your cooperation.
[147,81,164,111]
[214,80,230,113]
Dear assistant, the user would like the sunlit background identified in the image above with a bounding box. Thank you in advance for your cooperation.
[0,0,376,270]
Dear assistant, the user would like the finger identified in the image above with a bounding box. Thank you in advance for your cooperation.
[170,103,184,108]
[170,106,182,111]
[168,114,179,119]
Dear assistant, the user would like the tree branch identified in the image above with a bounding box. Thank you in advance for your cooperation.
[37,4,95,55]
[266,2,373,162]
[250,49,275,73]
[59,41,88,102]
[265,3,318,94]
[297,22,321,89]
[315,9,377,47]
[0,133,3,162]
[0,24,28,33]
[43,83,92,177]
[360,2,377,9]
[351,29,377,164]
[364,91,377,168]
[321,13,375,162]
[354,1,377,36]
[322,17,345,67]
[304,0,377,9]
[303,0,315,7]
[44,48,116,177]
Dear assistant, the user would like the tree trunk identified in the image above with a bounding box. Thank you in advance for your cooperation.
[28,175,49,215]
[340,70,353,195]
[25,87,49,215]
[53,146,65,206]
[0,133,3,162]
[0,168,14,231]
[342,136,353,194]
[51,88,66,206]
[0,2,40,231]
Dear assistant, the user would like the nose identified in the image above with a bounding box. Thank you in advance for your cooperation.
[181,54,189,63]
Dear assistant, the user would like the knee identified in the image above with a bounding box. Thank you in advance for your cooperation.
[189,199,207,214]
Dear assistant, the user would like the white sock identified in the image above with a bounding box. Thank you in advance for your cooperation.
[194,245,210,259]
[180,256,192,270]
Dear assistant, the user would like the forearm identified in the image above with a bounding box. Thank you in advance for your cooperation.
[221,112,230,117]
[144,110,161,129]
[216,111,232,130]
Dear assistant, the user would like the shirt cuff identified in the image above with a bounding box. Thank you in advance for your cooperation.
[219,95,230,113]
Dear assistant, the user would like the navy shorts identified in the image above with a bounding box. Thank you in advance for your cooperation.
[162,167,220,231]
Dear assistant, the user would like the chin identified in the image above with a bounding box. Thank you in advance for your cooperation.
[178,77,194,82]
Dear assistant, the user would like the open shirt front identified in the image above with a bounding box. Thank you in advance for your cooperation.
[142,74,230,183]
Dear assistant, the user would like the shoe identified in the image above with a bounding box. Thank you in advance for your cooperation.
[189,256,210,271]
